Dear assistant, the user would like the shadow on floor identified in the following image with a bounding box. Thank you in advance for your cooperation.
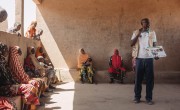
[45,107,61,110]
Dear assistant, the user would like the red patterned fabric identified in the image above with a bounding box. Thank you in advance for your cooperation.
[111,49,122,69]
[8,46,30,84]
[29,80,39,88]
[24,55,35,71]
[0,97,16,110]
[19,84,40,105]
[108,49,125,74]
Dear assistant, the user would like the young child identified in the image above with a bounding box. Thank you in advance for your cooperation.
[37,56,53,69]
[83,57,93,67]
[82,57,96,84]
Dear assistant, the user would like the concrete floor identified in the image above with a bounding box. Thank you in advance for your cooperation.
[38,82,180,110]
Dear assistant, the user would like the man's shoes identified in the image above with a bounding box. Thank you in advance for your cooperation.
[49,85,56,89]
[109,81,114,84]
[146,100,154,105]
[133,99,140,104]
[45,88,53,92]
[109,79,114,84]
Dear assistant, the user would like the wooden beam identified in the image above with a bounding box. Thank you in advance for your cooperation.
[33,0,42,4]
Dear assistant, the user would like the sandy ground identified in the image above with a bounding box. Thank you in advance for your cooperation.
[37,82,180,110]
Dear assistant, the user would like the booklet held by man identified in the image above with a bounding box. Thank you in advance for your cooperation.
[146,46,167,58]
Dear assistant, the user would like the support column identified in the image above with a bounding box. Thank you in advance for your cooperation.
[15,0,24,36]
[21,0,24,36]
[33,0,42,4]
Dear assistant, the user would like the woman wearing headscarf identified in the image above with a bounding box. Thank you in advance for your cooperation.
[77,48,89,69]
[37,56,56,89]
[24,47,48,97]
[25,21,37,39]
[8,46,30,84]
[43,53,59,84]
[8,46,40,104]
[0,43,16,86]
[0,43,40,109]
[35,46,56,88]
[24,46,54,92]
[7,22,21,37]
[77,48,95,84]
[108,49,126,83]
[34,29,43,41]
[0,43,20,97]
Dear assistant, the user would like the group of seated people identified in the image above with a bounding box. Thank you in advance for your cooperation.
[7,21,43,41]
[77,48,126,84]
[0,8,60,110]
[0,42,58,110]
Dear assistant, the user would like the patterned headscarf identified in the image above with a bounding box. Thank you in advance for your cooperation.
[0,42,8,55]
[14,22,21,29]
[0,7,7,22]
[79,48,84,54]
[0,43,17,85]
[30,21,37,26]
[8,46,30,84]
[37,28,43,35]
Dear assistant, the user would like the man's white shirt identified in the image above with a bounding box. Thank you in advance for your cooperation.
[131,30,157,58]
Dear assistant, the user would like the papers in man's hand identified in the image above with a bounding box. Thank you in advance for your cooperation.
[146,46,167,58]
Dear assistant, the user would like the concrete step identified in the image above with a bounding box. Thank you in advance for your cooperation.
[55,69,180,84]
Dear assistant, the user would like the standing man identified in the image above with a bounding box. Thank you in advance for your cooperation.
[131,18,158,105]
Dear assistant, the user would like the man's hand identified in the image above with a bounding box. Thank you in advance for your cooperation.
[138,28,143,36]
[154,56,159,60]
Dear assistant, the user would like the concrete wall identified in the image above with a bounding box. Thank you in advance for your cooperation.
[0,19,8,31]
[36,0,180,72]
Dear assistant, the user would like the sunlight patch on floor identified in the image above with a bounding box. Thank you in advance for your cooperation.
[45,82,75,110]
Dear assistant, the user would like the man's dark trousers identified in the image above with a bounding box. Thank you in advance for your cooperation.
[134,58,154,101]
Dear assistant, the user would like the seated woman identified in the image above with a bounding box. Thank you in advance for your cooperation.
[43,53,59,84]
[24,46,55,91]
[24,47,49,99]
[7,22,21,37]
[25,21,37,39]
[77,48,95,84]
[37,56,56,89]
[35,46,55,89]
[43,53,53,68]
[9,46,41,87]
[34,29,43,41]
[108,49,126,83]
[0,43,40,109]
